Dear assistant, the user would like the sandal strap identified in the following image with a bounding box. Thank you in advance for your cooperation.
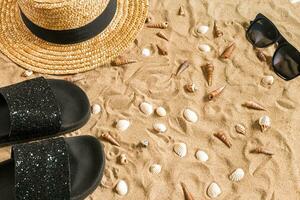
[12,138,71,200]
[0,77,62,138]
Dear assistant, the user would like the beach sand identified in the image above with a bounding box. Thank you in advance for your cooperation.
[1,0,300,199]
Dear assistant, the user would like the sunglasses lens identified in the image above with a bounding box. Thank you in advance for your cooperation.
[247,18,278,47]
[273,44,300,80]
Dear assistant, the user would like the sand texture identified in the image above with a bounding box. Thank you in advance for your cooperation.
[1,0,300,199]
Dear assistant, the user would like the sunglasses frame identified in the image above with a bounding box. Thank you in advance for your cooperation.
[246,13,300,81]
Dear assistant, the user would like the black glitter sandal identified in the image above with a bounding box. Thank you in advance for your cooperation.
[0,77,90,146]
[0,135,105,200]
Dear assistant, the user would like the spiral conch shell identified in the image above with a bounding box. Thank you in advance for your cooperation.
[243,101,266,111]
[207,182,222,198]
[147,22,169,29]
[111,56,137,66]
[180,182,195,200]
[115,180,128,196]
[258,115,271,132]
[156,44,168,56]
[250,147,273,156]
[207,86,226,101]
[149,164,162,174]
[101,132,120,147]
[203,63,214,86]
[220,42,236,59]
[235,124,246,135]
[229,168,245,182]
[156,31,169,41]
[173,142,187,158]
[214,132,232,148]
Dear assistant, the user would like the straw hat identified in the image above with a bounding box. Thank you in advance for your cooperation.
[0,0,148,74]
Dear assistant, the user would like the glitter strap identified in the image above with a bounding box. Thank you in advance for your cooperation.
[12,138,71,200]
[0,77,62,139]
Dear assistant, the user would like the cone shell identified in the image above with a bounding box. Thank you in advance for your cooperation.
[156,106,167,117]
[149,164,162,174]
[235,124,246,135]
[115,180,128,196]
[156,44,168,56]
[153,122,167,133]
[229,168,245,182]
[180,182,195,200]
[178,5,185,16]
[203,63,214,86]
[101,132,120,147]
[214,132,232,148]
[258,115,271,132]
[256,49,267,62]
[250,147,273,156]
[111,56,137,66]
[220,42,236,59]
[116,119,130,131]
[173,142,187,157]
[176,60,190,76]
[207,182,222,198]
[118,154,128,165]
[195,150,209,162]
[91,104,101,114]
[213,21,223,38]
[207,86,226,101]
[185,83,198,93]
[243,101,266,111]
[139,102,154,116]
[156,31,169,41]
[147,22,169,29]
[183,108,198,123]
[199,44,211,52]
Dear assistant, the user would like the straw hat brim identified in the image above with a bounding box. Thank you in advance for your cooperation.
[0,0,148,74]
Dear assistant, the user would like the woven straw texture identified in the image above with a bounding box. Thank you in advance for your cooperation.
[0,0,148,74]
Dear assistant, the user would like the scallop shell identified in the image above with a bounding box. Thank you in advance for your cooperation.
[115,180,128,196]
[153,122,167,133]
[156,106,167,117]
[116,119,130,131]
[207,182,222,198]
[199,44,211,52]
[173,142,187,158]
[149,164,162,174]
[235,124,246,135]
[142,48,151,57]
[229,168,245,182]
[197,25,209,34]
[22,70,33,77]
[195,150,209,162]
[183,108,198,123]
[258,116,271,132]
[91,104,101,114]
[139,102,153,116]
[261,75,274,87]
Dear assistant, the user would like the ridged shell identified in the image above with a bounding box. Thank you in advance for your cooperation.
[197,25,209,34]
[229,168,245,182]
[149,164,162,174]
[91,104,101,114]
[199,44,211,52]
[153,122,167,133]
[195,150,209,162]
[142,48,151,57]
[235,124,246,135]
[156,106,167,117]
[183,108,198,123]
[207,182,222,198]
[261,75,274,87]
[116,119,130,131]
[173,142,187,157]
[258,116,271,132]
[139,102,153,116]
[185,83,198,93]
[22,70,33,77]
[115,180,128,196]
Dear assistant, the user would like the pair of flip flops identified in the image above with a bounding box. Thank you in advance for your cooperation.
[0,77,105,200]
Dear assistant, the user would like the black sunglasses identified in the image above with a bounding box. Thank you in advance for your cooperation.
[246,13,300,81]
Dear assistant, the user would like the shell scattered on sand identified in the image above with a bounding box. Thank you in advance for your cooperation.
[290,0,300,3]
[208,86,226,101]
[243,101,266,111]
[91,104,101,114]
[235,124,246,135]
[207,182,222,198]
[22,70,33,77]
[149,164,162,174]
[156,106,167,117]
[116,119,130,131]
[258,115,271,132]
[118,154,128,165]
[139,102,154,116]
[199,44,211,52]
[173,142,187,158]
[185,83,198,93]
[197,25,209,34]
[195,150,209,162]
[153,122,167,133]
[142,48,151,57]
[139,139,149,148]
[261,75,274,87]
[229,168,245,182]
[115,180,128,196]
[183,108,198,123]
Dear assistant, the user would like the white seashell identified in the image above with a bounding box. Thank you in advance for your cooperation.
[22,70,33,77]
[153,122,167,133]
[290,0,300,4]
[149,164,162,174]
[258,115,271,132]
[207,182,222,198]
[195,150,209,162]
[229,168,245,182]
[261,75,274,87]
[116,119,130,131]
[235,123,246,135]
[197,25,209,34]
[91,104,101,114]
[183,108,198,123]
[142,48,151,57]
[198,44,211,52]
[139,102,153,116]
[139,139,149,147]
[156,106,167,117]
[173,142,187,158]
[115,180,128,196]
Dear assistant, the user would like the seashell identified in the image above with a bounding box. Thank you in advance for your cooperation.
[214,132,232,148]
[213,21,223,38]
[111,56,137,66]
[183,108,198,123]
[229,168,245,182]
[145,16,152,23]
[142,48,151,57]
[175,60,190,76]
[235,124,246,135]
[139,139,149,148]
[180,182,195,200]
[156,44,168,56]
[116,119,130,131]
[250,147,273,156]
[220,42,236,59]
[178,5,185,16]
[147,22,169,29]
[149,164,162,174]
[203,63,214,86]
[185,83,198,93]
[101,132,120,147]
[258,115,271,132]
[91,104,101,114]
[207,182,222,198]
[290,0,300,4]
[153,122,167,133]
[118,154,128,165]
[255,48,267,62]
[139,102,154,116]
[22,70,33,77]
[261,75,274,87]
[156,106,167,117]
[173,142,187,158]
[156,31,169,41]
[242,101,266,111]
[198,44,211,52]
[207,85,226,101]
[115,180,128,196]
[195,150,209,162]
[197,25,209,34]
